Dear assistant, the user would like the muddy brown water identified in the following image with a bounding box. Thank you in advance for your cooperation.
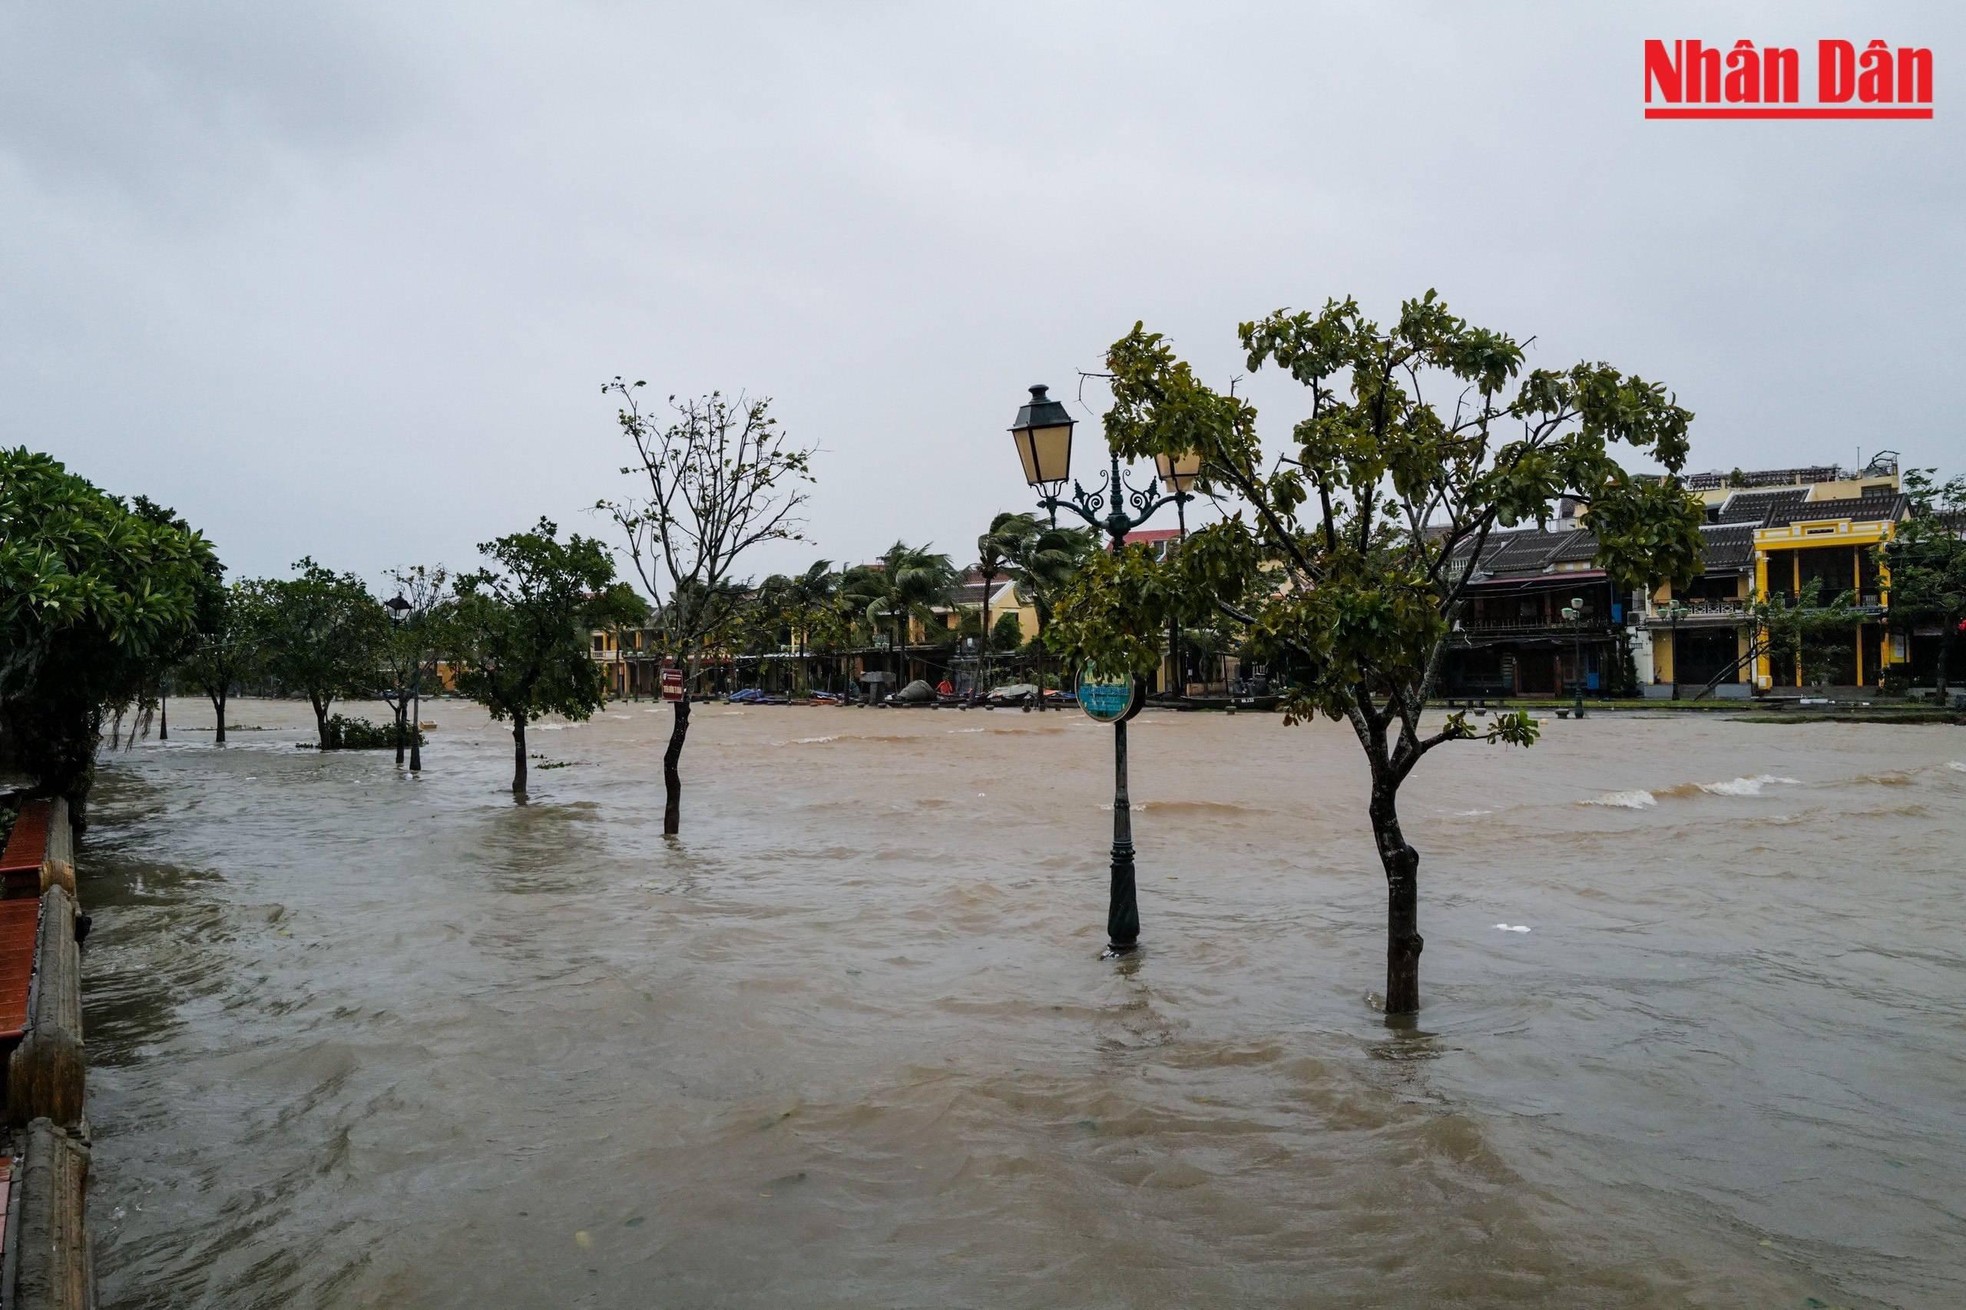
[81,698,1966,1308]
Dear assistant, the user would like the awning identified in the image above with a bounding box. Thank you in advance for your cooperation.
[1463,569,1607,592]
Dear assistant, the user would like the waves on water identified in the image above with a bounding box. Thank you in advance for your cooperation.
[1696,774,1801,797]
[1582,775,1803,807]
[1580,789,1657,809]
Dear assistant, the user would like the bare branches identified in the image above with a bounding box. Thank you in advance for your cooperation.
[599,380,815,665]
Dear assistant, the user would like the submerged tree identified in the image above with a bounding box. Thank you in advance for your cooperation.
[1880,468,1965,697]
[1051,293,1704,1015]
[246,559,388,749]
[380,564,454,768]
[452,520,617,795]
[180,580,264,745]
[600,382,815,834]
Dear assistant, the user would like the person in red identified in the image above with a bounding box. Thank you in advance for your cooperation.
[936,676,956,697]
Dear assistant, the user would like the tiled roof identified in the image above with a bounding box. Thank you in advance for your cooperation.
[1698,524,1757,572]
[1765,493,1906,527]
[1716,488,1808,525]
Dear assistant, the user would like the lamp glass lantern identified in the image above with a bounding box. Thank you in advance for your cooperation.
[385,594,412,623]
[1154,450,1202,494]
[1008,384,1075,488]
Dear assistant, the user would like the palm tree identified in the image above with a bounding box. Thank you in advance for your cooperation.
[780,559,838,693]
[976,512,1036,697]
[997,520,1096,709]
[843,542,959,696]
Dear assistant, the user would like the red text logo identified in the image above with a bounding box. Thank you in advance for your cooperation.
[1644,40,1933,119]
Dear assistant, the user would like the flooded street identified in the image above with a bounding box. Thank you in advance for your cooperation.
[81,698,1966,1308]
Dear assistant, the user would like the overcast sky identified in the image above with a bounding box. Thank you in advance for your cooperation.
[5,3,1961,589]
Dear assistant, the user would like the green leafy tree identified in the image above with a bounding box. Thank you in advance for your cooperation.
[778,560,838,692]
[592,580,653,699]
[1880,469,1966,696]
[994,516,1095,703]
[841,542,958,694]
[247,558,389,749]
[1754,580,1859,688]
[600,382,815,833]
[180,580,265,745]
[0,451,218,810]
[1052,293,1704,1016]
[452,520,618,794]
[975,514,1028,690]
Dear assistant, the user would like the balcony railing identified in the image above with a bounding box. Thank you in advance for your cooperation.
[1452,618,1613,640]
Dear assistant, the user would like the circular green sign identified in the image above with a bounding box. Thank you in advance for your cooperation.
[1077,665,1139,723]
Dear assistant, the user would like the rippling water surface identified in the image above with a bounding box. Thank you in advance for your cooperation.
[81,698,1966,1308]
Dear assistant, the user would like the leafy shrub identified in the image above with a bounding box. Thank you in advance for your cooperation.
[1879,666,1911,696]
[303,715,424,751]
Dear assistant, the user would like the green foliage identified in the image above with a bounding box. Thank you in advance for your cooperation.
[1064,293,1702,771]
[841,542,959,655]
[1055,294,1701,1013]
[1754,581,1859,686]
[304,715,425,751]
[992,515,1095,639]
[0,449,219,801]
[1879,468,1966,692]
[379,564,454,698]
[243,558,387,745]
[180,581,263,708]
[451,518,617,728]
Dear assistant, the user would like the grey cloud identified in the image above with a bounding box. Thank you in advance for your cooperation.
[2,2,1960,588]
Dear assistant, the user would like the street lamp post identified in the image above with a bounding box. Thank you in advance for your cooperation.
[1007,384,1196,956]
[385,595,412,766]
[385,594,424,772]
[1560,595,1587,720]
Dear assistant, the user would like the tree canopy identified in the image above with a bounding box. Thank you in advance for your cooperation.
[0,449,219,806]
[451,519,617,793]
[1051,293,1706,1014]
[244,559,388,749]
[1880,468,1966,696]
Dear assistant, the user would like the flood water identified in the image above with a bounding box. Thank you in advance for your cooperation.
[80,697,1966,1308]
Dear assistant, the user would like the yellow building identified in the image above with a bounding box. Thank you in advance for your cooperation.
[1642,458,1907,694]
[1750,492,1900,689]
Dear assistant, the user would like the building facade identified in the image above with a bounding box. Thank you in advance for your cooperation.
[1444,456,1911,699]
[1640,457,1906,695]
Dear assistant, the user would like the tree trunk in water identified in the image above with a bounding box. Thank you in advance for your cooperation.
[663,695,691,835]
[512,712,528,794]
[1370,784,1423,1015]
[1034,619,1046,711]
[979,588,991,699]
[211,692,227,745]
[394,700,407,766]
[312,698,331,749]
[158,695,167,741]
